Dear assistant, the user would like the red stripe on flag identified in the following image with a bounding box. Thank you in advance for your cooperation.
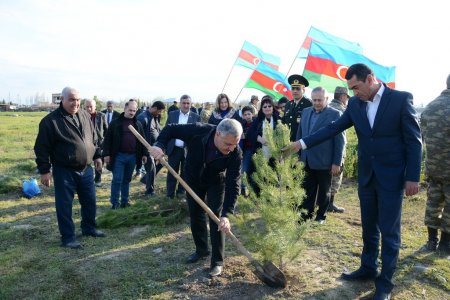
[250,71,291,98]
[306,55,396,88]
[239,49,260,66]
[305,56,348,81]
[238,49,279,70]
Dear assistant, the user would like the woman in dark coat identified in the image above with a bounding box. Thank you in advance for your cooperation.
[246,95,281,195]
[208,93,242,125]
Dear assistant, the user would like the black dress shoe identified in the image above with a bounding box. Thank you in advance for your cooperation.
[373,290,391,300]
[61,240,83,249]
[341,268,377,281]
[82,230,106,238]
[186,252,209,263]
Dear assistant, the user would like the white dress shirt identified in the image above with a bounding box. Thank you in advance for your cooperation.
[367,84,384,128]
[175,111,189,148]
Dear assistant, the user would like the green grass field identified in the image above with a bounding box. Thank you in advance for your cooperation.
[0,112,448,299]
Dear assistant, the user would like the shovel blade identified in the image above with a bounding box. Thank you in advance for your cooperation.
[251,261,286,288]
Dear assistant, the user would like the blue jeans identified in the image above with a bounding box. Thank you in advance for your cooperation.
[53,165,97,243]
[241,149,253,190]
[110,152,136,206]
[242,149,253,174]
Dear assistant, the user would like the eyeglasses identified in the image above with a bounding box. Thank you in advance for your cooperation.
[262,105,272,109]
[291,87,302,91]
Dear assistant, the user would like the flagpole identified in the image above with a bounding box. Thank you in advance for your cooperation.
[285,42,305,79]
[233,67,256,104]
[222,41,246,93]
[285,26,312,79]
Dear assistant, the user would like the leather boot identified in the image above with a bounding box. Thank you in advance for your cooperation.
[437,231,450,254]
[421,227,439,251]
[327,194,345,213]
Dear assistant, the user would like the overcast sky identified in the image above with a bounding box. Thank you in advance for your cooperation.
[0,0,449,106]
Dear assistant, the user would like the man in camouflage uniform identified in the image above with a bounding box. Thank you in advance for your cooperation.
[420,74,450,253]
[283,74,312,141]
[328,86,350,213]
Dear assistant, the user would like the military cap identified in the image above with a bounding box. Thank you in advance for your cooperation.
[288,74,309,87]
[335,86,349,96]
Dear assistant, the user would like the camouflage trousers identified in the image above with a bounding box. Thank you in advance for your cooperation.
[330,168,343,195]
[424,178,450,233]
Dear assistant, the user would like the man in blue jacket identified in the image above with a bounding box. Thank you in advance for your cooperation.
[286,64,422,300]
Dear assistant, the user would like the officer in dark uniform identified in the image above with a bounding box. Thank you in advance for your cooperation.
[282,74,312,141]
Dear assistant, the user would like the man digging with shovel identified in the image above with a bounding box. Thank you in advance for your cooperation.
[148,119,242,277]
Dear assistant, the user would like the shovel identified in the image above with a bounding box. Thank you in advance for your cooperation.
[128,125,286,288]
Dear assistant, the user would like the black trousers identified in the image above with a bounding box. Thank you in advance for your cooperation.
[301,163,332,221]
[166,147,186,197]
[185,178,225,268]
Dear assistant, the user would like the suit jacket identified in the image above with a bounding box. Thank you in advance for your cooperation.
[93,111,108,147]
[297,106,345,170]
[302,85,422,191]
[282,96,312,141]
[102,109,120,125]
[166,110,200,155]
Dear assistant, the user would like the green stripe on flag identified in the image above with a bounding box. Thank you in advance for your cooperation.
[245,80,282,100]
[303,70,347,94]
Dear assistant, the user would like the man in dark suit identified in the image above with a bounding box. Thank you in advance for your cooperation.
[286,64,422,300]
[85,99,108,187]
[296,87,345,224]
[102,100,120,125]
[166,95,200,199]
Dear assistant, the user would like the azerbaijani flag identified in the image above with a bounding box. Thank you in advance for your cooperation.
[303,41,395,92]
[244,62,292,100]
[236,41,281,70]
[297,26,363,59]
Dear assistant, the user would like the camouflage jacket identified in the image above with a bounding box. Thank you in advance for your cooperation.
[421,89,450,179]
[329,99,346,113]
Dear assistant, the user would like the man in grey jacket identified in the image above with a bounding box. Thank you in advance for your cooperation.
[296,86,345,223]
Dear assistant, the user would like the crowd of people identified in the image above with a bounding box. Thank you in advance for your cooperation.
[33,64,449,300]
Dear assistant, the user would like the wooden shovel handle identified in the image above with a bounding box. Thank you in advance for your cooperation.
[128,125,257,263]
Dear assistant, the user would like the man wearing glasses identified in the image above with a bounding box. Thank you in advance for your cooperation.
[282,74,312,141]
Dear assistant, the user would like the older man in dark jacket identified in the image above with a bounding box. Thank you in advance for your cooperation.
[34,87,105,249]
[150,119,243,277]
